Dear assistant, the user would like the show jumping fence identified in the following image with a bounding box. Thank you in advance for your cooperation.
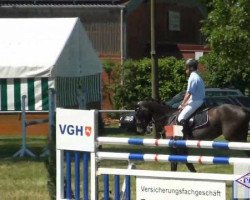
[13,88,56,157]
[56,109,250,200]
[13,87,97,158]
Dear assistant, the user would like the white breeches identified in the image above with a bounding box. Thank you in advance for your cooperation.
[178,100,204,122]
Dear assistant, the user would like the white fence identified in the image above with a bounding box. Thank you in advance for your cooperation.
[56,109,250,200]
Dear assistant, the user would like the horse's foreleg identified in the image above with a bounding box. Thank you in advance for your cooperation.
[169,147,178,171]
[181,148,197,172]
[171,162,178,171]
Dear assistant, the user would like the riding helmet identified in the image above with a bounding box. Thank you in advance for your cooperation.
[185,58,198,70]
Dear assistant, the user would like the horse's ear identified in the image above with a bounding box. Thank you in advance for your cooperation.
[134,101,142,110]
[150,98,161,103]
[149,97,155,102]
[137,101,144,106]
[155,98,162,103]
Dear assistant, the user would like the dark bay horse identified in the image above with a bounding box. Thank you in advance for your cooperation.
[135,100,250,172]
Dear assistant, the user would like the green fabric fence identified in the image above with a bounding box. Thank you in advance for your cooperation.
[0,74,101,111]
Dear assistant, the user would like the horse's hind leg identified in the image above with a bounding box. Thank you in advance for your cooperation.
[186,163,196,172]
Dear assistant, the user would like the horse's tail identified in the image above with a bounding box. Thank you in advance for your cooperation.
[242,106,250,120]
[243,106,250,113]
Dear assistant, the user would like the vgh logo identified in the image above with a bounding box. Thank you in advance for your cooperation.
[59,124,92,137]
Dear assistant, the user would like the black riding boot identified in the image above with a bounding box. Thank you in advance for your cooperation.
[179,119,190,138]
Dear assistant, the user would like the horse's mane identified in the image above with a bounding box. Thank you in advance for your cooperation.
[137,99,175,114]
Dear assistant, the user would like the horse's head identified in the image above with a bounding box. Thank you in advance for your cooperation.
[134,101,153,134]
[134,100,177,137]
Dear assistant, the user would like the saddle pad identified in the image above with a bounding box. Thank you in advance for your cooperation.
[164,125,183,138]
[192,110,208,129]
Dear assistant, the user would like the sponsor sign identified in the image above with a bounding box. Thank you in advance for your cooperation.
[236,173,250,188]
[233,164,250,199]
[234,173,250,198]
[136,177,225,200]
[56,108,96,152]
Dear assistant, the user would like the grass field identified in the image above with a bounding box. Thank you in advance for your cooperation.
[0,136,50,200]
[0,127,249,200]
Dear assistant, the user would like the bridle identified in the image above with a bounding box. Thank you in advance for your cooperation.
[134,106,152,128]
[135,105,177,137]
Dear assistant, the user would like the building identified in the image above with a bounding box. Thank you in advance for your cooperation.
[0,0,208,61]
[0,0,208,111]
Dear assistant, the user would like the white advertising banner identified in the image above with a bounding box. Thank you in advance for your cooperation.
[56,108,96,152]
[136,177,225,200]
[195,52,204,60]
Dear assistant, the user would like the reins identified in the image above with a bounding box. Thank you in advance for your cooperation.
[135,102,179,138]
[150,109,180,139]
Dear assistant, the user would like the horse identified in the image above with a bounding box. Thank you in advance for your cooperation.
[134,100,250,172]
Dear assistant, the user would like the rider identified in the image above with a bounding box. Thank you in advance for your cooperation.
[177,58,205,136]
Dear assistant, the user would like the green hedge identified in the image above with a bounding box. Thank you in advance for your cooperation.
[108,57,187,109]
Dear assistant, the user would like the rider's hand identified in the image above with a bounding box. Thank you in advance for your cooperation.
[178,103,186,110]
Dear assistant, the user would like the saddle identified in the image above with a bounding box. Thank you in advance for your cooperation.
[169,103,210,130]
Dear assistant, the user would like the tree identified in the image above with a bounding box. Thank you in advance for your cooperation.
[201,0,250,93]
[113,57,186,109]
[103,60,118,108]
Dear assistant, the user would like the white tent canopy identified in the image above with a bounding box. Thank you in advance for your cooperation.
[0,18,102,78]
[0,18,102,111]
